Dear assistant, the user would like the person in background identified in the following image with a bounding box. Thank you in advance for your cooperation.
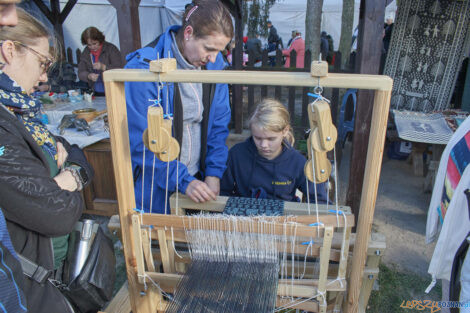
[245,32,262,64]
[35,52,79,93]
[0,9,93,313]
[77,26,122,95]
[286,30,297,47]
[125,0,233,213]
[0,1,25,312]
[282,30,304,68]
[221,98,329,203]
[320,31,329,61]
[267,20,281,52]
[383,15,394,54]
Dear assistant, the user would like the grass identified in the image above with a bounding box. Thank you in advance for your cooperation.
[367,263,442,313]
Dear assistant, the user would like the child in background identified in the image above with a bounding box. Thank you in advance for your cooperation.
[221,98,329,203]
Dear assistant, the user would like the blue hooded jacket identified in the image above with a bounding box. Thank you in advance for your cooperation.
[125,25,231,213]
[221,137,329,203]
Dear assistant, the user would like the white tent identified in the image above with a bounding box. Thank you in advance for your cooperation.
[55,0,396,63]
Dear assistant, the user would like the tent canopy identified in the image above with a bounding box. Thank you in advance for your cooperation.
[59,0,396,63]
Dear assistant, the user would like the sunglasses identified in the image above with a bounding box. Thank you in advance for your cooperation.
[12,41,53,73]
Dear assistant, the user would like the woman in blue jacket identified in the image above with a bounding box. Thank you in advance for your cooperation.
[125,0,233,213]
[221,98,329,203]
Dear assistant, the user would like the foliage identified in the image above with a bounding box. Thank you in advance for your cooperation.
[242,0,278,38]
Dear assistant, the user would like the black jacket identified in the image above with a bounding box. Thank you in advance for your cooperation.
[0,105,89,313]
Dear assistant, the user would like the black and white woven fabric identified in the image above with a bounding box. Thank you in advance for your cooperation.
[384,0,470,112]
[393,110,453,144]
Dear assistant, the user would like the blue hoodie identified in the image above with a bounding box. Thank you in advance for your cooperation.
[221,137,329,203]
[125,25,231,213]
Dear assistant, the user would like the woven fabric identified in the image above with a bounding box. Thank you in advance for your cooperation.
[223,197,285,216]
[384,0,470,112]
[393,110,453,144]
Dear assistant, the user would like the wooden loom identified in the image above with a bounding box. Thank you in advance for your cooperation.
[103,60,392,313]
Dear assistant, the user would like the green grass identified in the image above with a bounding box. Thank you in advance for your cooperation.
[367,264,442,313]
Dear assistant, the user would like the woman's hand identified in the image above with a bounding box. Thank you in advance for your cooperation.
[54,170,78,192]
[185,179,217,203]
[92,62,106,71]
[204,176,220,196]
[88,73,99,82]
[56,142,68,169]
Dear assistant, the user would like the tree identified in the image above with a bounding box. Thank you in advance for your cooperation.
[338,0,355,69]
[305,0,323,62]
[242,0,277,38]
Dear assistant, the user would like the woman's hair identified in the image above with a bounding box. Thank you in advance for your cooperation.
[249,98,295,146]
[0,8,58,61]
[81,27,105,45]
[181,0,234,40]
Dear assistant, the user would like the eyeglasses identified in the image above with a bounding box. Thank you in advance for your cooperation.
[12,41,53,73]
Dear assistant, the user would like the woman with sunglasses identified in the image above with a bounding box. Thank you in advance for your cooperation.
[0,9,93,313]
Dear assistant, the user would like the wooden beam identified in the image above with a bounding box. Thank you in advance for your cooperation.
[231,0,243,133]
[346,0,387,226]
[107,0,142,64]
[104,69,393,91]
[142,213,353,237]
[59,0,77,24]
[170,193,352,216]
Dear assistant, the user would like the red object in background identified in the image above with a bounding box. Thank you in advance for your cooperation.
[243,36,248,44]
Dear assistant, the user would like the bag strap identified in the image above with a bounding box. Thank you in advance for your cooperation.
[17,254,53,284]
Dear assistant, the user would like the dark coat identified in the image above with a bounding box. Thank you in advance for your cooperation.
[0,105,88,313]
[245,37,263,62]
[78,41,123,89]
[268,25,279,44]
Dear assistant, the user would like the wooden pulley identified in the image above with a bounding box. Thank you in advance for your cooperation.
[157,119,180,162]
[142,106,180,162]
[304,151,332,183]
[307,100,337,152]
[305,137,331,183]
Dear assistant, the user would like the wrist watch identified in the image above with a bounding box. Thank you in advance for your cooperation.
[68,164,89,187]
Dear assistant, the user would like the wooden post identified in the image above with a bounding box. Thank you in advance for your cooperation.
[346,89,391,313]
[108,0,142,65]
[288,49,297,119]
[32,0,77,51]
[232,6,243,133]
[346,0,386,225]
[302,50,312,128]
[104,80,160,313]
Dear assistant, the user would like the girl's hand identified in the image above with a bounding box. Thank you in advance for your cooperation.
[204,176,220,196]
[56,142,68,169]
[185,180,217,203]
[53,170,78,192]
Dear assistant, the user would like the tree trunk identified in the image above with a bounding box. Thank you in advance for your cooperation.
[338,0,355,70]
[305,0,324,62]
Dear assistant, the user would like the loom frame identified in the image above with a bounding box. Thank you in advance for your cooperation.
[103,64,392,313]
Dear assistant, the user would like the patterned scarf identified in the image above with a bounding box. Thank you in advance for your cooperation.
[0,71,57,162]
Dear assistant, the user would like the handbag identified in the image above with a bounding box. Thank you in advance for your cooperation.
[61,220,116,313]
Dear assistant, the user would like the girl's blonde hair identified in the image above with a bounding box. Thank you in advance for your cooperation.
[0,8,58,62]
[249,98,295,146]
